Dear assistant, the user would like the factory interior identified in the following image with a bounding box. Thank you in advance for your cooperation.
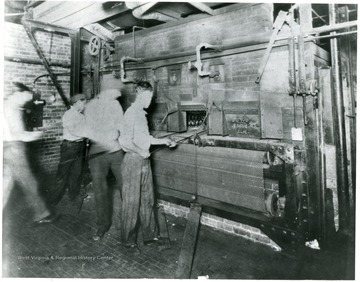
[2,1,357,279]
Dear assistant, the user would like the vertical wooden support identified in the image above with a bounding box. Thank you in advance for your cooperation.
[319,67,335,145]
[299,4,323,241]
[283,162,297,229]
[175,203,202,279]
[329,4,351,234]
[294,148,311,239]
[298,4,313,33]
[70,30,81,96]
[317,68,328,243]
[337,6,356,232]
[318,67,336,242]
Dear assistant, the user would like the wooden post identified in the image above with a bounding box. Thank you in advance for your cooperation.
[329,3,351,235]
[337,5,356,233]
[70,30,81,96]
[175,203,202,279]
[299,3,324,242]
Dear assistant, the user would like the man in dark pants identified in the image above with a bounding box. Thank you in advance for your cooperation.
[84,74,124,241]
[48,94,88,207]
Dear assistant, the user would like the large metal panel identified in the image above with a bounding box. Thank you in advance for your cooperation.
[260,105,283,139]
[152,144,267,213]
[198,185,266,212]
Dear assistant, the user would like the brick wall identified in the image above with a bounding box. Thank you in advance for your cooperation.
[4,22,71,175]
[158,200,280,251]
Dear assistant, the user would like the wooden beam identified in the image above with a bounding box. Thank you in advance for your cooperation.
[83,23,114,42]
[189,2,214,15]
[175,203,202,279]
[33,1,131,29]
[155,7,182,20]
[24,18,75,35]
[126,2,158,15]
[33,1,92,23]
[299,4,313,33]
[54,2,131,29]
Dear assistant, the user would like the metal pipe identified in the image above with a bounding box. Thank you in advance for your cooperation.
[4,12,25,16]
[188,43,222,77]
[5,56,71,68]
[308,30,357,41]
[120,56,144,83]
[33,72,71,85]
[329,4,350,234]
[132,26,146,57]
[310,20,357,35]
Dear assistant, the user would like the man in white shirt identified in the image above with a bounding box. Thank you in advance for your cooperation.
[119,81,175,248]
[3,82,57,224]
[84,74,124,241]
[48,94,88,207]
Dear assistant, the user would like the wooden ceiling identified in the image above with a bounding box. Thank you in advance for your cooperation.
[5,1,233,33]
[5,1,357,40]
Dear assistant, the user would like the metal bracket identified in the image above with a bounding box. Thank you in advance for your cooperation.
[120,56,144,83]
[188,43,222,77]
[269,145,295,164]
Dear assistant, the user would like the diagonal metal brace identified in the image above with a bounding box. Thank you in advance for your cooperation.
[22,15,70,108]
[255,10,288,84]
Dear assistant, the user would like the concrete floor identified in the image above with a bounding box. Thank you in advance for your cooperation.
[2,181,355,279]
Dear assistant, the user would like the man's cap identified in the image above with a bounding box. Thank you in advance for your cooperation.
[70,93,86,105]
[100,74,123,91]
[135,80,153,91]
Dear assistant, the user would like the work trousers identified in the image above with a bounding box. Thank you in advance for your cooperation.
[121,152,157,245]
[3,141,50,221]
[49,140,85,205]
[88,150,124,233]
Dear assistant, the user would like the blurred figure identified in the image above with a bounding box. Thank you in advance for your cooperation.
[48,94,88,208]
[84,74,124,241]
[3,82,57,224]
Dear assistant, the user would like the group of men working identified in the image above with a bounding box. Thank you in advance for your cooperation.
[3,77,175,249]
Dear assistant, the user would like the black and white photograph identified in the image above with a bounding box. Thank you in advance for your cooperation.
[1,0,357,279]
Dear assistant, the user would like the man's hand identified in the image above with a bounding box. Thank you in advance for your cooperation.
[140,150,150,159]
[163,138,177,148]
[23,131,43,142]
